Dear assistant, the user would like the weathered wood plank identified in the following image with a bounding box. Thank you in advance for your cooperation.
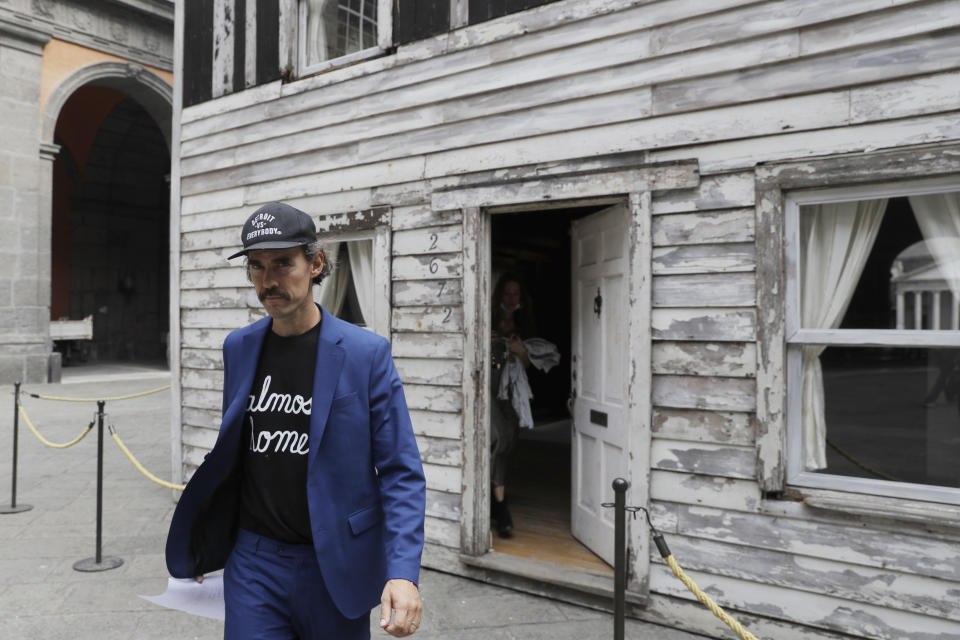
[392,306,464,333]
[652,341,756,378]
[181,328,233,350]
[648,563,960,640]
[391,205,461,231]
[650,110,960,175]
[651,308,756,342]
[392,253,462,280]
[395,358,463,387]
[652,374,755,412]
[392,332,463,359]
[424,514,460,548]
[649,470,761,512]
[651,173,755,214]
[650,439,756,480]
[653,31,960,114]
[182,367,224,391]
[653,273,755,308]
[182,307,263,329]
[652,243,754,274]
[182,424,218,450]
[181,248,235,271]
[432,163,698,211]
[180,347,223,370]
[850,70,960,124]
[654,533,960,622]
[182,388,223,412]
[181,267,248,290]
[183,406,222,431]
[799,0,960,56]
[652,209,755,246]
[392,279,463,307]
[423,462,462,494]
[180,287,257,309]
[425,488,460,522]
[652,408,754,446]
[417,435,462,467]
[409,409,461,440]
[404,385,462,413]
[674,503,960,583]
[393,225,462,256]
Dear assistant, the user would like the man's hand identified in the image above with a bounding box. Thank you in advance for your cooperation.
[379,578,422,637]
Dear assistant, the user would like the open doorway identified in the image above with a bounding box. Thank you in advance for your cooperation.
[489,205,613,577]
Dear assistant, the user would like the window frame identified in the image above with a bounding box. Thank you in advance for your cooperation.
[293,0,393,77]
[312,207,392,338]
[783,177,960,505]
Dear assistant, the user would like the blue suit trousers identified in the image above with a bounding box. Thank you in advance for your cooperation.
[224,529,370,640]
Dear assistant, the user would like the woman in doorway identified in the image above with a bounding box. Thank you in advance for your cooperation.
[490,273,536,537]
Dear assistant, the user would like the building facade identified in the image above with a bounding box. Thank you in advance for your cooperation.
[172,1,960,637]
[0,0,174,383]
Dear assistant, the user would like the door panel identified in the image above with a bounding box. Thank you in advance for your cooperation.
[570,203,629,565]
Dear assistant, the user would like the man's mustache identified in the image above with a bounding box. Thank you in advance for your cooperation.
[259,288,290,301]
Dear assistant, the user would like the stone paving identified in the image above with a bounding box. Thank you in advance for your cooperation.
[0,365,711,639]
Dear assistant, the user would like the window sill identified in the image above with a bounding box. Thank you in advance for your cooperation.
[799,487,960,528]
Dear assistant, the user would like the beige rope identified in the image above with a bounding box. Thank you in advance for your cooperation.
[29,384,171,403]
[664,554,760,640]
[109,426,185,491]
[18,404,93,449]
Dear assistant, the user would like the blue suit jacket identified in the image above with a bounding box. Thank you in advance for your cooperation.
[166,308,426,619]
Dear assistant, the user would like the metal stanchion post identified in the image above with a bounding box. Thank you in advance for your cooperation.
[1,382,32,514]
[612,477,628,640]
[74,400,122,572]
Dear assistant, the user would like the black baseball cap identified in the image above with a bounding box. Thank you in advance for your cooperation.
[227,202,317,259]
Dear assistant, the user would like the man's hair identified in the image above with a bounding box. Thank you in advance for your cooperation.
[303,240,334,286]
[244,241,335,286]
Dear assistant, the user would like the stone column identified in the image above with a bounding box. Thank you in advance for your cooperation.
[0,20,53,383]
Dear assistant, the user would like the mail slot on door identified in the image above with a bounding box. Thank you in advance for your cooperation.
[590,410,608,427]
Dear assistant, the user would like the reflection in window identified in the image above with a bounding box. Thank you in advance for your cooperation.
[305,0,378,66]
[316,240,374,327]
[793,192,960,489]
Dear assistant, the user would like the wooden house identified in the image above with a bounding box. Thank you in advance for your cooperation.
[170,1,960,637]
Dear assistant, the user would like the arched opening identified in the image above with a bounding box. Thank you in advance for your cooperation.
[49,80,170,367]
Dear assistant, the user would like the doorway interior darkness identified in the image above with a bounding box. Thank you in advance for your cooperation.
[51,86,170,365]
[490,205,612,575]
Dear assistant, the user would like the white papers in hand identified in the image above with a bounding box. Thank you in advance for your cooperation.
[140,576,225,620]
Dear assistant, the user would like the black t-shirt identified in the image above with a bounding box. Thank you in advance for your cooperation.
[237,320,321,544]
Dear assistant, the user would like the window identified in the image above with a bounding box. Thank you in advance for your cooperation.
[312,222,391,337]
[299,0,392,74]
[785,180,960,504]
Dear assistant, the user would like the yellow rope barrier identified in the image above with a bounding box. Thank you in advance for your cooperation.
[664,554,760,640]
[18,404,93,449]
[109,426,185,491]
[28,384,171,403]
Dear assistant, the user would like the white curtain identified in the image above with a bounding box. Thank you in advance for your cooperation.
[316,244,349,316]
[347,240,374,327]
[800,199,887,470]
[306,0,339,65]
[908,192,960,302]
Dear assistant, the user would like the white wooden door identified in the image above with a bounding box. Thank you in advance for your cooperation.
[570,203,629,566]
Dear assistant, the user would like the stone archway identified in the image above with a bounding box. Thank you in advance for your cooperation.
[41,62,173,371]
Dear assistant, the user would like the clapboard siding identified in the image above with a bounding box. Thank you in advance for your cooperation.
[175,1,960,637]
[651,408,754,446]
[652,342,755,378]
[648,564,958,639]
[653,534,960,622]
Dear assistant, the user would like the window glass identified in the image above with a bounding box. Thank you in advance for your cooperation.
[792,191,960,492]
[305,0,378,66]
[316,240,374,328]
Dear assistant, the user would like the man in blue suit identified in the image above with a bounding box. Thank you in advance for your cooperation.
[166,202,426,639]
